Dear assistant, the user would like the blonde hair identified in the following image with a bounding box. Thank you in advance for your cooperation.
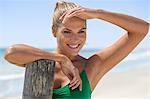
[52,0,80,32]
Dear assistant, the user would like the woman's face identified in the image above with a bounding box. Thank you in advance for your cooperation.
[54,17,86,56]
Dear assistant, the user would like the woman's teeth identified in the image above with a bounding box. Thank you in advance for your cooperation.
[67,44,80,49]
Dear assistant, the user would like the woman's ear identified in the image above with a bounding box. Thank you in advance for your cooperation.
[52,26,57,37]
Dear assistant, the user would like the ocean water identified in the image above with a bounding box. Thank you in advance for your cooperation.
[0,48,150,98]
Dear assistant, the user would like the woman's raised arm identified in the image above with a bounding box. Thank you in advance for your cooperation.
[59,7,149,90]
[89,9,149,90]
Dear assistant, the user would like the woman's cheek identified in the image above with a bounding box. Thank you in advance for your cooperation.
[60,35,69,45]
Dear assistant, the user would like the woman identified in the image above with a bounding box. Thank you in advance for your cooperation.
[4,1,149,99]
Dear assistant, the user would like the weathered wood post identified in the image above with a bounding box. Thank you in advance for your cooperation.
[22,59,55,99]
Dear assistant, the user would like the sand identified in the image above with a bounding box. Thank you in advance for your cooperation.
[92,66,150,99]
[3,66,150,99]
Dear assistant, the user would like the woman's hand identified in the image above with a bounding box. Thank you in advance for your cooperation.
[60,55,82,91]
[59,7,102,24]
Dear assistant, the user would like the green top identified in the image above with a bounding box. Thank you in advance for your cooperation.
[52,69,92,99]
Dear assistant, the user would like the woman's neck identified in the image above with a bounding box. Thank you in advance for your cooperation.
[55,48,79,61]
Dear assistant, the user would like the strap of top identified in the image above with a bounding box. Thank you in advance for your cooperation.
[83,61,87,70]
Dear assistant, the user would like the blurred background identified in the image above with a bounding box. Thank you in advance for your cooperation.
[0,0,150,99]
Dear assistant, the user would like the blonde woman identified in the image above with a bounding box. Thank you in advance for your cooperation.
[4,1,149,99]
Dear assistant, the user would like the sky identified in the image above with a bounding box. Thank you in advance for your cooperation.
[0,0,150,49]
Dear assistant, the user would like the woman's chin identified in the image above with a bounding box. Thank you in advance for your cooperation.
[66,51,79,56]
[68,48,80,55]
[63,50,79,58]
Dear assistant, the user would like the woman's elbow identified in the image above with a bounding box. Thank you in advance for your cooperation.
[142,22,149,35]
[4,44,20,62]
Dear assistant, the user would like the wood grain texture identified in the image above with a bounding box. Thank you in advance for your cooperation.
[23,59,55,99]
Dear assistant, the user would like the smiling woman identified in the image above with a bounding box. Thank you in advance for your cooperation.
[52,1,87,59]
[3,0,149,99]
[53,17,86,58]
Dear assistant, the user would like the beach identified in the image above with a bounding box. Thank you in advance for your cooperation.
[92,66,150,99]
[1,0,149,98]
[0,48,150,99]
[3,66,150,99]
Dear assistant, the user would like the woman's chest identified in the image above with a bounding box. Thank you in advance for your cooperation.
[53,71,70,89]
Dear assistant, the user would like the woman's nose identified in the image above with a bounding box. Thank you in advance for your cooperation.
[70,34,80,42]
[74,34,80,39]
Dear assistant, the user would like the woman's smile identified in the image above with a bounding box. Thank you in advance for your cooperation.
[67,44,80,49]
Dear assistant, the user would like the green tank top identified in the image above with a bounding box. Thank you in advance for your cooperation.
[52,66,92,99]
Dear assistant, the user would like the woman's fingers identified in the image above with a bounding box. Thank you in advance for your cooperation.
[69,79,78,87]
[59,10,68,20]
[60,7,83,23]
[59,7,81,20]
[79,81,82,91]
[66,7,82,16]
[67,8,85,18]
[67,10,81,18]
[68,68,82,91]
[60,56,82,91]
[71,80,82,91]
[70,76,77,84]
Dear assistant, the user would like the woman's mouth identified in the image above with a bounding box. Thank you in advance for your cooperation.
[67,44,80,49]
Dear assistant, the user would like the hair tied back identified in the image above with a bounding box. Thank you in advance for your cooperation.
[57,0,65,3]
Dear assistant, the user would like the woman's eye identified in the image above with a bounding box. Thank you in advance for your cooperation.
[79,31,85,34]
[63,31,71,34]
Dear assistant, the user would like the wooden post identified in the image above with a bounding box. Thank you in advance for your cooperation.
[22,59,55,99]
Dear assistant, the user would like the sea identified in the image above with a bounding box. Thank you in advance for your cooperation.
[0,48,150,98]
